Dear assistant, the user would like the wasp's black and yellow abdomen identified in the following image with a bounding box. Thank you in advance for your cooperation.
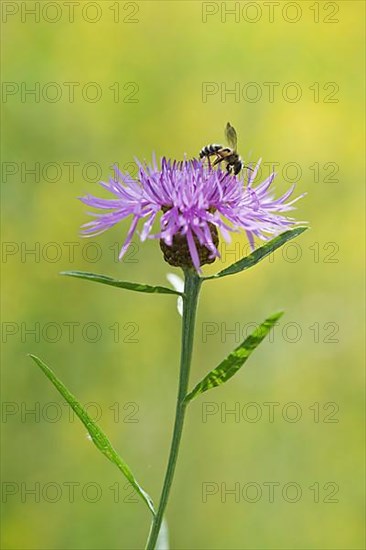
[199,144,224,159]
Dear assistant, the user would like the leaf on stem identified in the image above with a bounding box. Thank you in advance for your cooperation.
[60,271,182,296]
[29,354,155,515]
[184,312,283,403]
[204,227,308,280]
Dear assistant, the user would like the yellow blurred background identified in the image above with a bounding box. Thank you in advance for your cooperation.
[1,1,365,549]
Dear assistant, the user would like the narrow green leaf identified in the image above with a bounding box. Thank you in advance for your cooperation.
[60,271,182,296]
[184,312,283,403]
[29,354,155,515]
[204,227,308,280]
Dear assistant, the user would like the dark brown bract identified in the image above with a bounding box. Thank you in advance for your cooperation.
[160,224,219,268]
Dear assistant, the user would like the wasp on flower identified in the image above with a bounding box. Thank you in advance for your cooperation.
[80,154,304,272]
[199,121,251,176]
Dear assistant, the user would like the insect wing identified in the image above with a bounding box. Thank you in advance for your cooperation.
[225,122,238,150]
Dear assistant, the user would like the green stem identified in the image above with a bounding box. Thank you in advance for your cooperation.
[146,268,201,549]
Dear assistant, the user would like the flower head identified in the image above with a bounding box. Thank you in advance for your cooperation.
[80,157,304,272]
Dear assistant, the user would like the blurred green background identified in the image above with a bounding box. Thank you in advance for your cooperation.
[1,1,365,549]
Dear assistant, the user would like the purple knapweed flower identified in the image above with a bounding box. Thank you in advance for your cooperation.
[80,157,304,272]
